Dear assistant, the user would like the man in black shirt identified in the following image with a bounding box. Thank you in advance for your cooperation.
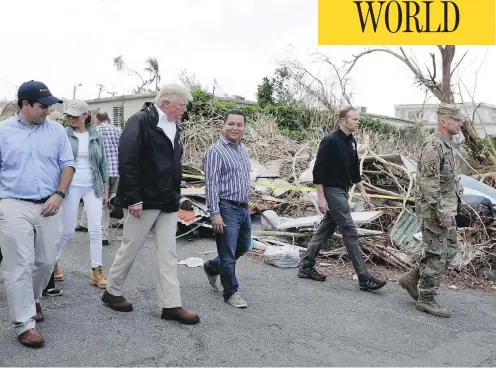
[297,106,386,292]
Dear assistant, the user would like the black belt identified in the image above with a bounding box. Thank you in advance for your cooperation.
[15,197,50,204]
[223,199,248,207]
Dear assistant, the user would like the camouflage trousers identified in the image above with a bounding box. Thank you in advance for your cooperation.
[417,217,458,298]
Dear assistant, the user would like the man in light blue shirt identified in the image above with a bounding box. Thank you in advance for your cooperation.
[0,80,75,348]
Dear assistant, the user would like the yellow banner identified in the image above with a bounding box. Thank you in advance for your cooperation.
[318,0,496,45]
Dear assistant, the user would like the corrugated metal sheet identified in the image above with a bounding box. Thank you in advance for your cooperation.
[390,209,422,251]
[178,209,202,226]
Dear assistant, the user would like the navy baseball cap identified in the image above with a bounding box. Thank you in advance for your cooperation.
[17,80,63,106]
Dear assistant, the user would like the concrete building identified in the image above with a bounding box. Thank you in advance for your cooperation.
[394,102,496,137]
[355,105,416,128]
[84,92,256,126]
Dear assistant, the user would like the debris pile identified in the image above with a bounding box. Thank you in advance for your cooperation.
[176,115,495,279]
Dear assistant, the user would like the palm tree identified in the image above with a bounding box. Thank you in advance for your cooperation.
[113,55,147,93]
[144,57,161,91]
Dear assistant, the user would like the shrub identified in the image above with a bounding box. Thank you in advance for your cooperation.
[183,89,430,150]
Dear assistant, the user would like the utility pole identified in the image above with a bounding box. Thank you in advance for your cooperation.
[97,84,105,99]
[73,83,82,99]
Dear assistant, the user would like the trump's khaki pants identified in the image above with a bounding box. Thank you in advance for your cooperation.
[0,199,61,336]
[106,209,181,308]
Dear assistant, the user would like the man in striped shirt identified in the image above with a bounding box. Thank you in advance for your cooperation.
[203,109,252,308]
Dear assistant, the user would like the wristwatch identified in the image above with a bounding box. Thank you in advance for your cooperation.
[54,190,66,199]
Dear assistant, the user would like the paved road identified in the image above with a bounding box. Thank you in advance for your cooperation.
[1,228,496,367]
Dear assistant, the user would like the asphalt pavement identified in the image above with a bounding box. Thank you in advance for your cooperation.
[1,227,496,367]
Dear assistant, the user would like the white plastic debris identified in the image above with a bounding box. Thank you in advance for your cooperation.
[413,232,423,242]
[250,168,261,182]
[178,257,204,268]
[352,274,359,281]
[262,245,300,268]
[261,210,281,230]
[448,285,458,290]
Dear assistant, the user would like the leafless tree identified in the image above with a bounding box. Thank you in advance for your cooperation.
[179,69,204,91]
[342,46,492,164]
[278,52,354,110]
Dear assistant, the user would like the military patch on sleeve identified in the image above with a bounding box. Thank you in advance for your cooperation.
[422,145,440,176]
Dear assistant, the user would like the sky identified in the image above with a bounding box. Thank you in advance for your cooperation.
[0,0,495,117]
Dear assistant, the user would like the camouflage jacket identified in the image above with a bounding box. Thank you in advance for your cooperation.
[415,131,462,221]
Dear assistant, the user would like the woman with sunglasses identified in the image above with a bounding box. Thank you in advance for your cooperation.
[55,99,109,289]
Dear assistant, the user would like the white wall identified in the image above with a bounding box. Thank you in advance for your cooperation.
[87,96,153,126]
[395,104,496,137]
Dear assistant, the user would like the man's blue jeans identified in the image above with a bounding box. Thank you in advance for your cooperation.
[204,199,252,300]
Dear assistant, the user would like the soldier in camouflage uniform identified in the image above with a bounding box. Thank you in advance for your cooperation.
[398,103,463,318]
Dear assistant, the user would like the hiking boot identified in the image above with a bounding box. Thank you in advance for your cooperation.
[297,267,327,281]
[90,267,107,289]
[161,307,200,325]
[416,296,451,318]
[203,264,219,291]
[34,303,44,323]
[54,263,64,281]
[225,292,248,308]
[359,276,387,291]
[398,268,420,301]
[101,290,133,312]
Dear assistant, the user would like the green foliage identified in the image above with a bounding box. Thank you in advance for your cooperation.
[279,128,311,141]
[487,135,496,147]
[184,88,427,142]
[358,115,426,140]
[185,89,310,131]
[256,77,275,107]
[481,135,496,157]
[263,104,312,131]
[62,117,71,128]
[255,67,294,107]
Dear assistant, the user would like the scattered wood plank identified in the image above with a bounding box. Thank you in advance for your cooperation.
[276,211,383,230]
[181,187,206,196]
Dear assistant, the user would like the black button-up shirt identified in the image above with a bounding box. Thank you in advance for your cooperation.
[312,128,361,189]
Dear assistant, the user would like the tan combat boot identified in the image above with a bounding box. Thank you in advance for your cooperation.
[91,266,107,289]
[54,263,64,281]
[398,268,419,300]
[416,295,451,318]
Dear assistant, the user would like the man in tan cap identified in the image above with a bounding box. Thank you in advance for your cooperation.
[398,102,463,318]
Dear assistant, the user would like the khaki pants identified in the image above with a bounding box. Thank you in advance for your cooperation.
[80,177,119,240]
[0,199,62,336]
[106,210,181,308]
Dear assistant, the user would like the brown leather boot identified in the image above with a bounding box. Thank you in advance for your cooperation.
[161,307,200,325]
[101,290,133,312]
[34,303,44,323]
[398,268,420,301]
[18,328,44,348]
